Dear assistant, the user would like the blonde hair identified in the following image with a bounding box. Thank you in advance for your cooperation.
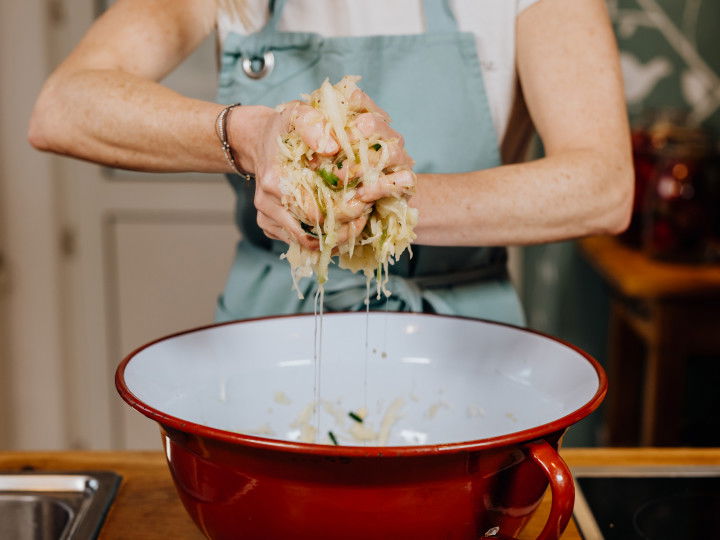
[216,0,253,28]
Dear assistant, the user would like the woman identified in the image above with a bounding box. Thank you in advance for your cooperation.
[28,0,633,325]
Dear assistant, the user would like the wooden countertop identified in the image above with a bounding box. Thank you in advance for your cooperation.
[2,448,719,539]
[579,235,720,299]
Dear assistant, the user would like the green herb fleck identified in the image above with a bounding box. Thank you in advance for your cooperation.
[336,160,343,170]
[328,431,339,445]
[317,169,342,190]
[371,143,382,151]
[348,411,364,423]
[346,178,361,189]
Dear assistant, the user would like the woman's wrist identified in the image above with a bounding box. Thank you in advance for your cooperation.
[224,104,277,174]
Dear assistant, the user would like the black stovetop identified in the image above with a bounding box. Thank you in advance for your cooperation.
[573,467,720,540]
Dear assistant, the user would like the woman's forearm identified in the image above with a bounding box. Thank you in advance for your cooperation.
[411,148,633,247]
[411,0,636,248]
[26,0,246,173]
[28,68,274,174]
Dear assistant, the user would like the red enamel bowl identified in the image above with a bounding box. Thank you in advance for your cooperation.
[116,312,606,540]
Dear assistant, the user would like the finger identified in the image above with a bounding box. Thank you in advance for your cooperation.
[335,215,369,245]
[274,178,323,226]
[334,196,371,222]
[332,143,412,185]
[354,140,413,172]
[350,113,403,145]
[348,89,390,122]
[257,211,293,245]
[288,102,339,155]
[348,113,412,170]
[256,190,320,250]
[259,210,320,250]
[276,207,321,250]
[291,187,323,225]
[256,167,323,227]
[332,149,415,194]
[381,140,414,170]
[357,170,415,202]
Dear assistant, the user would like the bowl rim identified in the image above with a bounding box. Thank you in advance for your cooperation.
[115,312,607,457]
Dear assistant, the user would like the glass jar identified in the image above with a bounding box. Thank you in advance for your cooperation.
[641,121,714,263]
[620,128,658,247]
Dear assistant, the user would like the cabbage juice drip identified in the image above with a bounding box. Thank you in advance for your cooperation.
[364,283,370,424]
[312,286,324,438]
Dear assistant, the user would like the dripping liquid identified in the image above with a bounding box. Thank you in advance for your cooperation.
[311,279,382,445]
[313,286,324,440]
[364,280,370,416]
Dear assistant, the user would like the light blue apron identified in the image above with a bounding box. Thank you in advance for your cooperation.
[215,0,525,326]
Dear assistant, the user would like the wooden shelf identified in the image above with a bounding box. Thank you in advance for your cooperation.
[579,235,720,299]
[579,236,720,446]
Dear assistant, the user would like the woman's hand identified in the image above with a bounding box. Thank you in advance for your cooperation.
[229,102,329,249]
[230,95,415,249]
[343,112,416,202]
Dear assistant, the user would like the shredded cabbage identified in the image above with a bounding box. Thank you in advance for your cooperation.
[279,76,417,300]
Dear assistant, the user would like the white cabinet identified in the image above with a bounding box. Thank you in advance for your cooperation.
[58,165,239,450]
[0,0,244,450]
[0,232,10,448]
[112,216,238,448]
[56,30,240,448]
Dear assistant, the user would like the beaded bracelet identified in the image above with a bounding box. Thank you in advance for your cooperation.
[215,103,253,181]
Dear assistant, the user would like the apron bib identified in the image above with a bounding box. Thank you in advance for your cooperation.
[215,0,525,325]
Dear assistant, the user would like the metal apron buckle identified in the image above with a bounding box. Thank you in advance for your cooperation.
[242,51,275,79]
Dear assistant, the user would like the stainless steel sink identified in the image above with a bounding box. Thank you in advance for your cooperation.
[0,472,120,540]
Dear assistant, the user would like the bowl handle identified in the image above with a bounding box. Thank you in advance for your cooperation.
[479,439,574,540]
[524,439,575,540]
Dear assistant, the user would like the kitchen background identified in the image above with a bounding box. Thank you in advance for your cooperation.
[1,0,718,451]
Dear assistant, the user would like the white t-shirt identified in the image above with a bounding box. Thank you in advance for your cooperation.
[218,0,541,143]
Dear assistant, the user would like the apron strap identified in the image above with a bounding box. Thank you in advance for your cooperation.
[423,0,459,33]
[263,0,288,34]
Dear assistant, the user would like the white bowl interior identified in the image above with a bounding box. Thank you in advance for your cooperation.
[123,313,600,447]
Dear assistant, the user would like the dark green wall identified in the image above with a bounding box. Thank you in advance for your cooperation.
[520,0,720,446]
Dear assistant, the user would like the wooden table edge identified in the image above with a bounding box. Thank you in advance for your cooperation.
[2,448,720,539]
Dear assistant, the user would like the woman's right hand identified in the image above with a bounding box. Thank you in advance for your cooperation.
[228,101,367,249]
[227,102,330,249]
